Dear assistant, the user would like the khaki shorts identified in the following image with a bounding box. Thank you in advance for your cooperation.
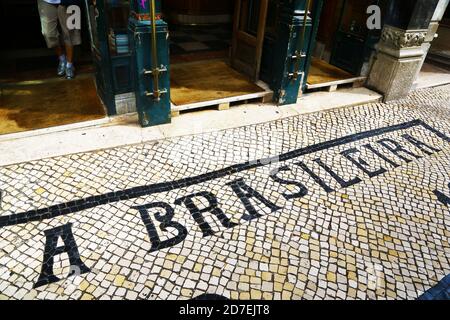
[37,0,82,48]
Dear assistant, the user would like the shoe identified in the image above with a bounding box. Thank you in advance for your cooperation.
[65,65,75,80]
[57,60,66,76]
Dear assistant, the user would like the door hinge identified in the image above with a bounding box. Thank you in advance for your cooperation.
[145,88,168,100]
[143,66,167,77]
[143,66,168,101]
[288,50,307,80]
[290,50,307,61]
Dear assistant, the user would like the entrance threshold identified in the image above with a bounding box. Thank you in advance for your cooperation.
[0,117,112,143]
[306,57,366,92]
[0,73,107,136]
[0,86,382,167]
[307,76,367,92]
[170,59,272,116]
[171,80,272,116]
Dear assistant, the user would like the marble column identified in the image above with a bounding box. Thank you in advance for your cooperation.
[367,0,441,101]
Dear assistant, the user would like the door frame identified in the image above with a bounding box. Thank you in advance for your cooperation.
[84,0,117,115]
[303,0,325,90]
[230,0,269,81]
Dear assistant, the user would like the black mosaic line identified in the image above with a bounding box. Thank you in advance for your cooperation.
[0,119,448,228]
[191,293,230,300]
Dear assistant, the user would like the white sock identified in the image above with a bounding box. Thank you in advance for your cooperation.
[66,62,73,68]
[59,55,66,62]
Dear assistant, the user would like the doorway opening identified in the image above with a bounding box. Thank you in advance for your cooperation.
[162,0,272,114]
[306,0,381,92]
[427,4,450,69]
[415,4,450,89]
[0,0,106,136]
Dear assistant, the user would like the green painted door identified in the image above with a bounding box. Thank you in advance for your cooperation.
[84,0,116,115]
[269,0,317,105]
[330,0,382,75]
[129,0,171,127]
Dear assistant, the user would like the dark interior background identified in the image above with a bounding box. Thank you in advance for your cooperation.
[0,0,92,79]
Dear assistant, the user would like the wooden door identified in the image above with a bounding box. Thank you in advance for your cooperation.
[230,0,269,81]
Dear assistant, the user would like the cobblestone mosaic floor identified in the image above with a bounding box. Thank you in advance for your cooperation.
[0,85,450,300]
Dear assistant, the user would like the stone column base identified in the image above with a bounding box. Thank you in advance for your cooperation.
[367,52,424,101]
[367,26,428,102]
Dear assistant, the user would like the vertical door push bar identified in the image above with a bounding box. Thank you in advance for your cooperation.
[289,0,312,80]
[144,0,167,101]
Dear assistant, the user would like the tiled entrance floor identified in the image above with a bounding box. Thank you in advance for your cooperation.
[0,85,449,300]
[169,25,231,56]
[169,25,231,64]
[0,74,106,135]
[170,59,264,106]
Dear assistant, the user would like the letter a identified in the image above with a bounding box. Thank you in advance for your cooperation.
[66,5,81,30]
[367,5,381,30]
[34,223,90,288]
[227,178,282,221]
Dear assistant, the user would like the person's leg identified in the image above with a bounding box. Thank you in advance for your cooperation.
[55,45,67,76]
[55,45,64,58]
[58,5,81,79]
[65,45,74,64]
[55,42,68,75]
[37,0,64,75]
[64,45,74,79]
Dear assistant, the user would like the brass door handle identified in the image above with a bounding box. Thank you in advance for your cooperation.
[289,0,312,81]
[145,88,168,98]
[147,0,167,101]
[143,66,168,76]
[290,50,307,61]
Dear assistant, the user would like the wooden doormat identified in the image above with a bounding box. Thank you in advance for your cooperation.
[170,59,265,106]
[0,75,106,135]
[307,57,354,85]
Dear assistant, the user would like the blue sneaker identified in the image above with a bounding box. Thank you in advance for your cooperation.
[57,59,66,76]
[65,64,75,80]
